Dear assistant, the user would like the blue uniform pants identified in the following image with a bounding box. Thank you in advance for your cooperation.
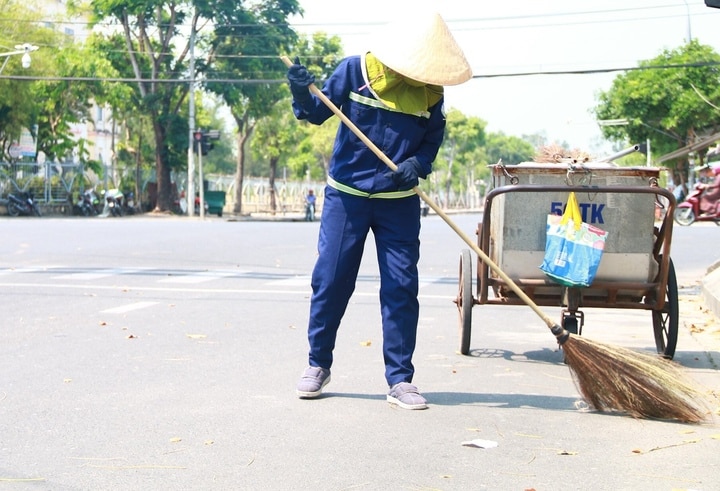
[307,186,422,386]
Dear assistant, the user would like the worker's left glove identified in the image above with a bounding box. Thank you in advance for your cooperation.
[287,56,315,104]
[390,157,426,190]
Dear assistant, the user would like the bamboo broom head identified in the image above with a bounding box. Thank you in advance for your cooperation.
[534,143,593,164]
[562,335,708,423]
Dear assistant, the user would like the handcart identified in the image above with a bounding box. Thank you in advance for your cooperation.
[456,157,679,359]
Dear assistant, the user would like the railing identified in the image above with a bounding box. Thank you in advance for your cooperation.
[1,163,481,215]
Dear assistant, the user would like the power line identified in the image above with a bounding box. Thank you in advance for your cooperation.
[2,60,719,84]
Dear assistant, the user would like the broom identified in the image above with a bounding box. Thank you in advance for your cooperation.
[280,56,708,423]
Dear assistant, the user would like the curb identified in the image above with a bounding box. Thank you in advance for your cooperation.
[702,260,720,322]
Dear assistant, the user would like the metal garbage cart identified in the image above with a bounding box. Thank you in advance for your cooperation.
[456,159,678,359]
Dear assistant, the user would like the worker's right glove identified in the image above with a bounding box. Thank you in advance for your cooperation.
[287,56,315,104]
[390,157,426,190]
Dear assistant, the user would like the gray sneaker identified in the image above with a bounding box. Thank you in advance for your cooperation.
[387,382,427,410]
[296,366,331,398]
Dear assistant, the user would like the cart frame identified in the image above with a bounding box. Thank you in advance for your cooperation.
[457,180,679,359]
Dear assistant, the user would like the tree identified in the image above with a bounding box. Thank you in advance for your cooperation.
[485,132,535,166]
[434,108,487,207]
[89,0,202,211]
[249,100,299,212]
[205,0,304,215]
[594,40,720,185]
[0,3,89,163]
[34,38,116,166]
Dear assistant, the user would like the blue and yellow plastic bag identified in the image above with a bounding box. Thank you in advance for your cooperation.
[539,192,608,287]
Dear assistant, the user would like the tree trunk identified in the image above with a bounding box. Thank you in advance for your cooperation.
[233,130,246,215]
[232,115,255,215]
[152,119,172,212]
[269,156,278,214]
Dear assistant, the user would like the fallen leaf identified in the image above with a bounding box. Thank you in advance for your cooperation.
[170,437,182,443]
[557,450,577,455]
[632,449,643,454]
[186,334,207,340]
[204,440,214,445]
[126,334,136,339]
[63,378,72,383]
[360,340,372,347]
[99,321,107,326]
[711,434,720,440]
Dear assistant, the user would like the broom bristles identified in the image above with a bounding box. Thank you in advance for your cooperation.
[562,335,708,423]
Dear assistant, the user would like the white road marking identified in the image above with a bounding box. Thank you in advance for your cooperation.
[0,281,453,300]
[158,271,237,284]
[0,266,60,275]
[52,268,139,281]
[270,275,311,286]
[101,301,159,314]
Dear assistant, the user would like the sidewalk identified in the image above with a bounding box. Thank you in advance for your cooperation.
[699,260,720,351]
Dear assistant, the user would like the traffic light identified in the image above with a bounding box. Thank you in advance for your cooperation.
[193,130,217,156]
[200,133,213,156]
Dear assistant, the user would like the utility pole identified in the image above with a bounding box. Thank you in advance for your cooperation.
[187,21,196,217]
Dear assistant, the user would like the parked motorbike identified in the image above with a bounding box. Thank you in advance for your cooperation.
[74,189,100,217]
[7,191,41,217]
[103,189,124,217]
[673,183,720,226]
[194,194,208,215]
[122,191,137,215]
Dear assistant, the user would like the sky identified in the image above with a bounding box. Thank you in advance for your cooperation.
[289,0,720,158]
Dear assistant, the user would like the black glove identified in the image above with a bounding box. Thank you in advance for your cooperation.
[390,157,426,190]
[287,56,315,104]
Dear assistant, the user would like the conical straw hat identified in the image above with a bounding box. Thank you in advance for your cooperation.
[368,12,472,86]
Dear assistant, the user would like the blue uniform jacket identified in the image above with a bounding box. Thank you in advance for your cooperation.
[292,55,446,194]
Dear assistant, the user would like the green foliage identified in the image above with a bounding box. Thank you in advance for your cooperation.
[594,40,720,164]
[485,132,535,166]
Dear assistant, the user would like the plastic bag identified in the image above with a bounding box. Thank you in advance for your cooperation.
[539,192,608,287]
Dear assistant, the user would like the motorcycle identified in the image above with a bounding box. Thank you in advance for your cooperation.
[673,182,720,226]
[103,189,124,217]
[123,191,137,215]
[74,189,100,217]
[7,191,41,217]
[194,194,209,215]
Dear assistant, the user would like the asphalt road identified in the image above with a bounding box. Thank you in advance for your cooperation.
[1,214,718,490]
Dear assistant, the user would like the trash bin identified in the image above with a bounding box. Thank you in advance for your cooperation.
[489,163,661,283]
[204,190,226,217]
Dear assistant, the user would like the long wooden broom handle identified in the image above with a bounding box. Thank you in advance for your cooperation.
[280,56,559,331]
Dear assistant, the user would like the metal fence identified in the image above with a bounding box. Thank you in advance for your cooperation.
[0,161,83,204]
[1,162,481,215]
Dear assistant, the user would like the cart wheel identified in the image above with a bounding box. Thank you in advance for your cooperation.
[652,257,678,359]
[458,249,473,355]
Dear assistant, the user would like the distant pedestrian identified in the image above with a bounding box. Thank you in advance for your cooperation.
[304,189,316,221]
